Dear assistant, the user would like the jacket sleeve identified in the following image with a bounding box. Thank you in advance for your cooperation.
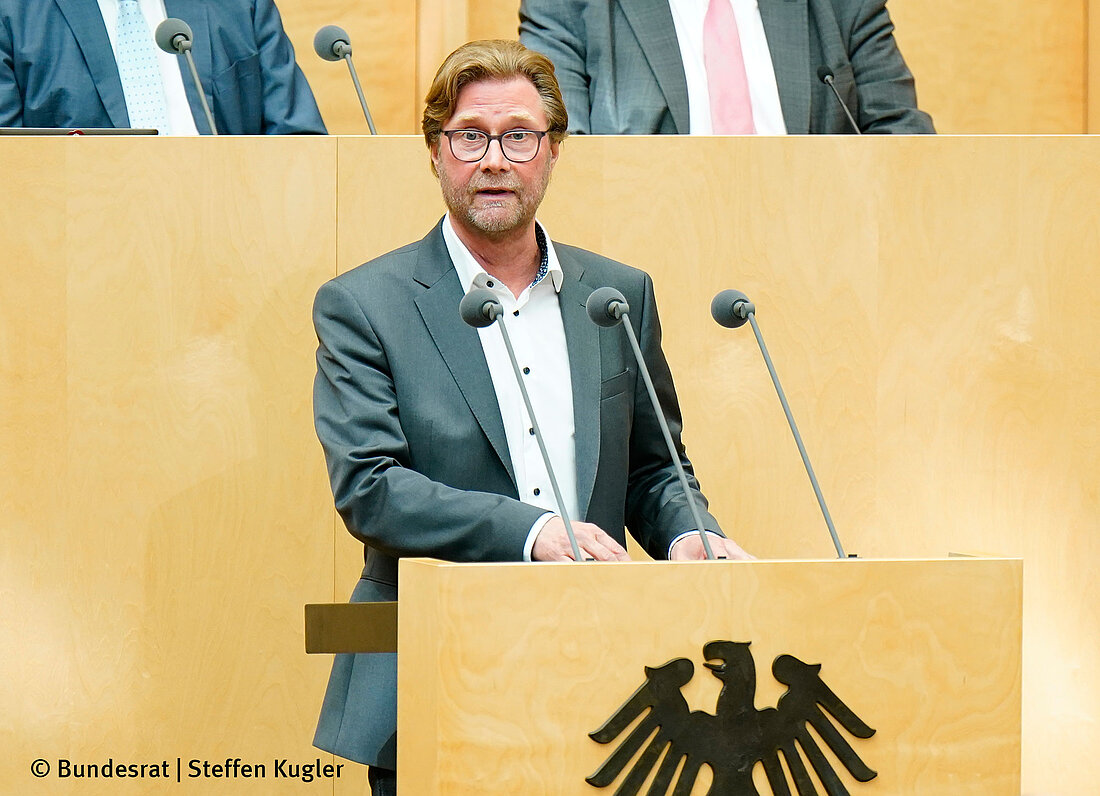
[519,0,592,134]
[252,0,326,134]
[846,0,934,133]
[312,279,543,562]
[0,15,22,127]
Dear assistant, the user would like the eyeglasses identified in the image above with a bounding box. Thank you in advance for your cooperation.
[441,129,549,163]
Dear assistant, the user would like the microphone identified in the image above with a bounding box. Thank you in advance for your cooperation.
[155,19,218,136]
[314,25,378,134]
[711,289,848,559]
[458,288,586,562]
[585,287,719,560]
[816,66,861,135]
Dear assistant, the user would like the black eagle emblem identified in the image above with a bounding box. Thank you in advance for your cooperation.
[587,641,876,795]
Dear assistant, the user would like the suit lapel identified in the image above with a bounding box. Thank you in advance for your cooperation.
[617,0,690,133]
[761,0,810,134]
[556,250,601,520]
[54,0,129,127]
[164,0,214,133]
[412,225,517,488]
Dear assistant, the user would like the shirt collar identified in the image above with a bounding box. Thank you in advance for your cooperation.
[442,214,565,295]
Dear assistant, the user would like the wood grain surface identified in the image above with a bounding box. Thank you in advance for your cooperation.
[397,557,1022,794]
[0,138,339,794]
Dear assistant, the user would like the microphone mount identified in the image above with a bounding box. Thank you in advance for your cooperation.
[314,25,377,134]
[154,18,217,135]
[711,289,848,559]
[458,288,586,562]
[586,287,719,560]
[816,66,861,135]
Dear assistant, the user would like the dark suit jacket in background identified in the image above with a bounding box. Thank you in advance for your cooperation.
[519,0,934,134]
[0,0,325,133]
[311,221,721,768]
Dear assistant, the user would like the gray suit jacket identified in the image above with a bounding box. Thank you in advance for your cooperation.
[519,0,934,134]
[311,221,720,767]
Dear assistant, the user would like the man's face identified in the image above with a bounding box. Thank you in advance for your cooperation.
[431,76,559,242]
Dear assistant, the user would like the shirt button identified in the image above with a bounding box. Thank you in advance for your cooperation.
[486,280,495,287]
[513,310,520,316]
[533,488,541,496]
[522,367,530,375]
[528,427,535,435]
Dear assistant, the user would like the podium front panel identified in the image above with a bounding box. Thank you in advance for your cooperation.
[396,557,1021,795]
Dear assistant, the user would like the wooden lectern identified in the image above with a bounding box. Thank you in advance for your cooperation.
[308,557,1021,794]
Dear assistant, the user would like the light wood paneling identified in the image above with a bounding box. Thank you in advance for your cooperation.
[1092,0,1100,132]
[278,0,418,135]
[0,138,339,793]
[466,0,523,41]
[876,136,1100,796]
[398,557,1022,794]
[416,0,475,119]
[412,0,523,109]
[336,136,445,270]
[889,0,1087,133]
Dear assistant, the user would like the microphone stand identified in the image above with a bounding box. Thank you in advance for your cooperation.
[460,289,586,563]
[713,290,847,559]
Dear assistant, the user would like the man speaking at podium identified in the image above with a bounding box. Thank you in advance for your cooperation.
[310,40,751,793]
[0,0,324,134]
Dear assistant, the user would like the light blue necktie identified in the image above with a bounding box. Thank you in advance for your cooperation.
[115,0,169,131]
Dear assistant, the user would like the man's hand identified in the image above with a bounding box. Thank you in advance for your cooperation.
[669,533,754,561]
[532,517,632,562]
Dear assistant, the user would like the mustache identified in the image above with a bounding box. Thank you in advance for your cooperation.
[468,176,522,193]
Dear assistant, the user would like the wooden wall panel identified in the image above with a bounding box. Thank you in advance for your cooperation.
[876,137,1100,795]
[466,0,523,41]
[416,0,477,120]
[0,138,339,793]
[1092,0,1100,132]
[889,0,1087,133]
[336,135,1099,794]
[278,0,418,135]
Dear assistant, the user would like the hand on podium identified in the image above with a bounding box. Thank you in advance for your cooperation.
[532,517,632,562]
[670,533,755,561]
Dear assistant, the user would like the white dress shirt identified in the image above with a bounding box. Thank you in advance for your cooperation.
[96,0,199,135]
[667,0,787,134]
[442,216,578,561]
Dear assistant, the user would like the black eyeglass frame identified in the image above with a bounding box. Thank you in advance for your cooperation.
[440,129,550,163]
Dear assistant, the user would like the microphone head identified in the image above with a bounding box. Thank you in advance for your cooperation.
[314,25,351,61]
[155,18,193,54]
[459,288,502,328]
[585,287,629,328]
[711,289,753,329]
[816,65,834,84]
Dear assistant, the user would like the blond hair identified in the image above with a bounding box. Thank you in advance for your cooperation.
[422,40,569,151]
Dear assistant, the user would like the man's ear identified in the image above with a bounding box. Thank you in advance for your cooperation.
[547,137,561,169]
[429,139,446,178]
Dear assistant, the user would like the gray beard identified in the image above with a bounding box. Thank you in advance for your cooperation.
[438,163,552,240]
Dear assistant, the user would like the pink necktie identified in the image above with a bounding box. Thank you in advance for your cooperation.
[703,0,756,134]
